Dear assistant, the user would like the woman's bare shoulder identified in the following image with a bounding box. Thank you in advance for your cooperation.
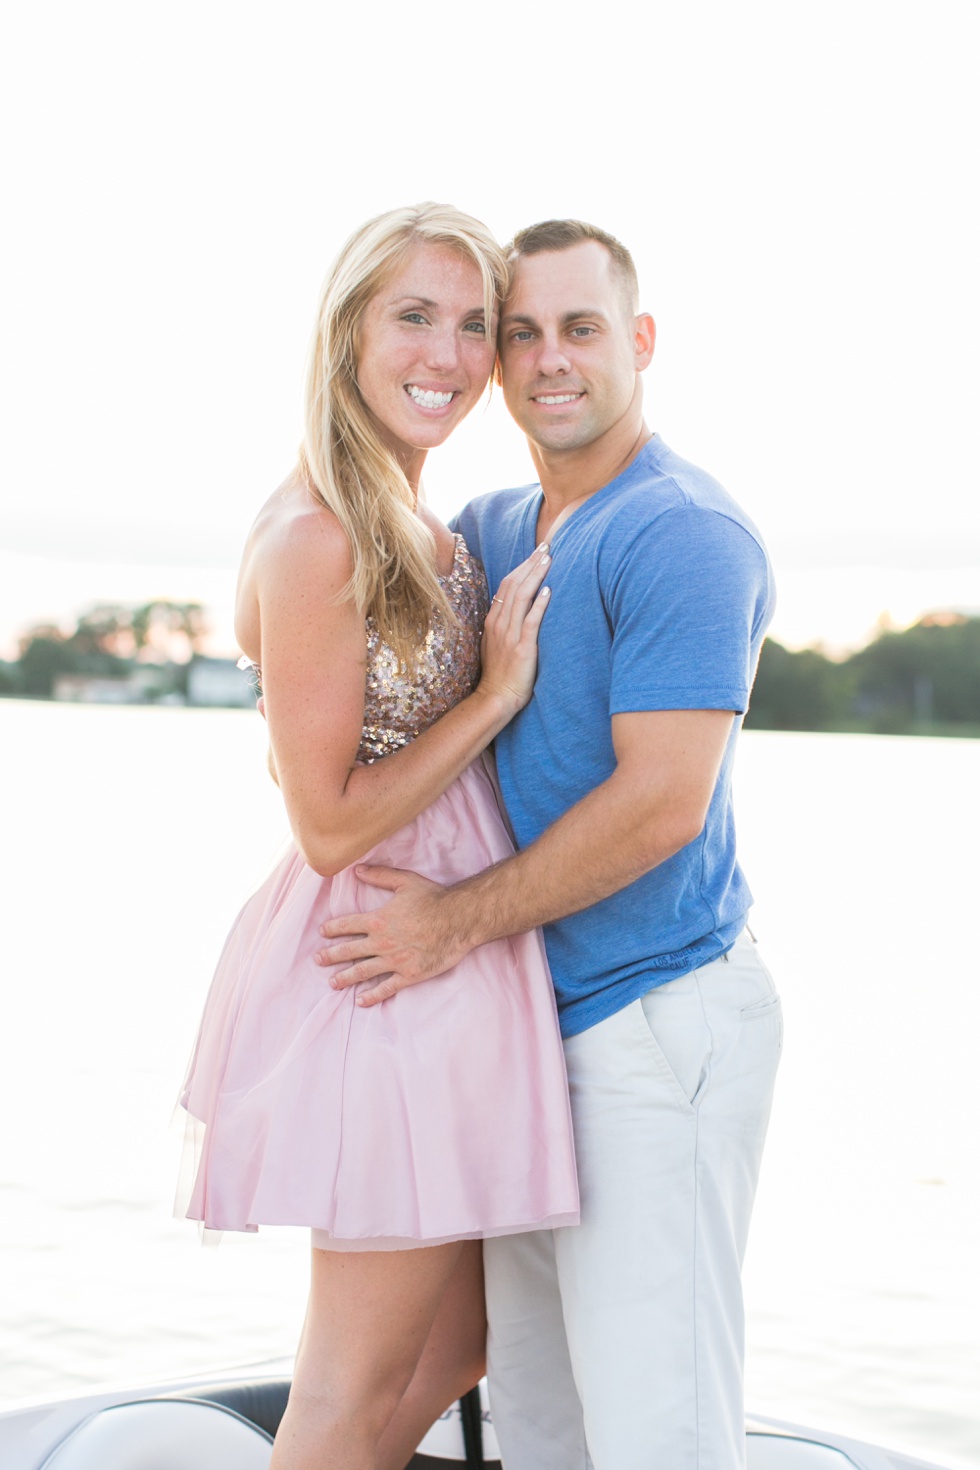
[235,471,355,655]
[244,471,353,588]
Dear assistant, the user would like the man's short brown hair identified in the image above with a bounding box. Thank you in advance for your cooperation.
[506,219,639,314]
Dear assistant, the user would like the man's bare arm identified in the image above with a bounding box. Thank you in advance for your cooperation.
[317,708,735,1005]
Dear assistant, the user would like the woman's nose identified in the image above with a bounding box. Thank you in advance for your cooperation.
[424,328,461,372]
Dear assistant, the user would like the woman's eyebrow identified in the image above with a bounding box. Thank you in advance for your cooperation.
[389,296,487,315]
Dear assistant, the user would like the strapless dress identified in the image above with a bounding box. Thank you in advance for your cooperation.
[176,536,579,1248]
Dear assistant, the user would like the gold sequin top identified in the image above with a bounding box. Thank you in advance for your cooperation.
[359,534,488,762]
[237,533,489,764]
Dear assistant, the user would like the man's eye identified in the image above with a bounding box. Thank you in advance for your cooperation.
[571,326,595,337]
[511,330,534,343]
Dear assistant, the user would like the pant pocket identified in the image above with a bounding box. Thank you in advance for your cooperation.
[738,991,781,1020]
[723,939,780,1011]
[635,978,712,1110]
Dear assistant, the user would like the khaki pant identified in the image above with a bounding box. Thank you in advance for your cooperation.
[485,931,782,1470]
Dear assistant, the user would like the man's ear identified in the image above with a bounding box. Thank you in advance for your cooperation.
[634,313,656,371]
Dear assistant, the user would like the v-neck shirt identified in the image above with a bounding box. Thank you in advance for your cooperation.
[452,434,775,1038]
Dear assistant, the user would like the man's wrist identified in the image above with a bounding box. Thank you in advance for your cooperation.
[442,864,507,951]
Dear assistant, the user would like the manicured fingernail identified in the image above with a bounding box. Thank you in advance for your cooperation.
[537,542,549,553]
[540,586,551,597]
[540,554,550,566]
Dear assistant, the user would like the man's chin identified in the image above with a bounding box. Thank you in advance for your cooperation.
[530,423,598,453]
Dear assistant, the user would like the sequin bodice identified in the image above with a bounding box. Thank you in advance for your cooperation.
[358,534,488,763]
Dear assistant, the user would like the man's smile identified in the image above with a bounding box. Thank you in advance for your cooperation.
[532,391,586,406]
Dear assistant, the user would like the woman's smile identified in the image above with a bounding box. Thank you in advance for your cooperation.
[404,383,458,411]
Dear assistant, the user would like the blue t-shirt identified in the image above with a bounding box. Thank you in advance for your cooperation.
[452,435,775,1038]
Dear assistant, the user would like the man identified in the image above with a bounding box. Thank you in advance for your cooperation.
[319,220,782,1470]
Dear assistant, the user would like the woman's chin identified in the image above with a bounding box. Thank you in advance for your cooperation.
[389,409,470,455]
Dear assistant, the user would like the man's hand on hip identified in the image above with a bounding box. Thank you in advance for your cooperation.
[314,711,735,1007]
[316,867,474,1006]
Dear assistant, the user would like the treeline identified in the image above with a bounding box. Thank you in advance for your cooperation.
[746,613,980,736]
[0,601,208,700]
[4,602,979,736]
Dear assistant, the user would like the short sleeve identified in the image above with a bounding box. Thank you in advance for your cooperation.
[606,507,773,716]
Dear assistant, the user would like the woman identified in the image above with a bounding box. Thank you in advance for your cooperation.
[177,204,579,1470]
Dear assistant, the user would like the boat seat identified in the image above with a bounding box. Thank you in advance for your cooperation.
[159,1376,291,1439]
[38,1397,273,1469]
[412,1432,856,1468]
[35,1389,859,1470]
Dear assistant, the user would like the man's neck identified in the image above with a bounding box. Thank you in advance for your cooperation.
[531,410,653,544]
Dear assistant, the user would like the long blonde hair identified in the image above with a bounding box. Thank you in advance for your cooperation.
[299,203,506,664]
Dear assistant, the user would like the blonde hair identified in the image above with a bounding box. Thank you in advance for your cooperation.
[299,203,506,664]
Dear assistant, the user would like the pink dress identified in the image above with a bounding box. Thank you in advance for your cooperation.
[177,536,579,1249]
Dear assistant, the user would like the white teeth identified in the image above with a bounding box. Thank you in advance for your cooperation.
[535,393,581,405]
[407,385,454,408]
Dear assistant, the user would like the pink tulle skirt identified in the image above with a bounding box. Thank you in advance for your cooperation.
[177,757,579,1248]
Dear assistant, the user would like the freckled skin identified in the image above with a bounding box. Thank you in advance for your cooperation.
[355,242,496,482]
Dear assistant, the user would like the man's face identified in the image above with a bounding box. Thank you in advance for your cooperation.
[498,240,647,454]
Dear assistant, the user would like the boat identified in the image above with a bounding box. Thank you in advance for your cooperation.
[0,1360,953,1469]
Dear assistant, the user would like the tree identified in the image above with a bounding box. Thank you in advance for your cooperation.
[130,601,208,662]
[745,617,980,735]
[16,625,85,697]
[849,614,980,729]
[745,639,853,731]
[69,605,138,659]
[8,600,213,699]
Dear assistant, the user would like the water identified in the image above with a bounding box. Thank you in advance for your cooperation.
[1,703,978,1467]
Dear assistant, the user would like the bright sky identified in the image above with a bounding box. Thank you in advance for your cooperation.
[2,0,978,658]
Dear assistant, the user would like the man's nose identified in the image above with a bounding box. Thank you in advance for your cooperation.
[535,336,572,377]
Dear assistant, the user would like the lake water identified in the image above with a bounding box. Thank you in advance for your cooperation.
[1,702,978,1468]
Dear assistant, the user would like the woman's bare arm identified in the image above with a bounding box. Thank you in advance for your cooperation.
[240,501,548,877]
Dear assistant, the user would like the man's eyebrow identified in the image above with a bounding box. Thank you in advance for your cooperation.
[502,309,610,327]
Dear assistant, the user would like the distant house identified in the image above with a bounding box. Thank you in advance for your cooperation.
[53,675,143,704]
[186,656,255,709]
[52,668,183,705]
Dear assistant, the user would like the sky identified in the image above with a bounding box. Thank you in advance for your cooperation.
[2,0,978,659]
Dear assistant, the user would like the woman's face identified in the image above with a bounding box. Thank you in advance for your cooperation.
[355,241,496,471]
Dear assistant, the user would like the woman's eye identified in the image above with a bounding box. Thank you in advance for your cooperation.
[463,320,487,335]
[401,312,428,325]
